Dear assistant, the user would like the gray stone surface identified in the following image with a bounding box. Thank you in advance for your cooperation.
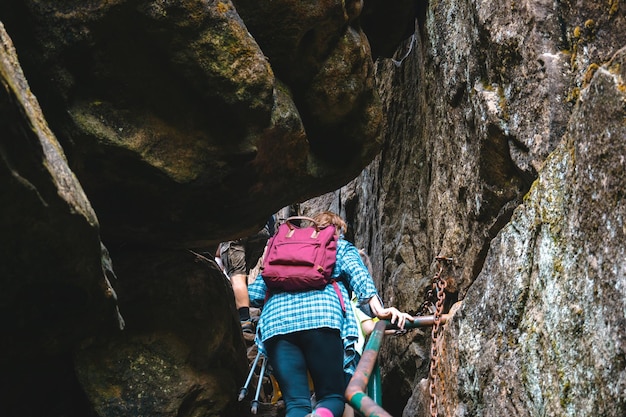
[304,2,626,416]
[436,46,626,417]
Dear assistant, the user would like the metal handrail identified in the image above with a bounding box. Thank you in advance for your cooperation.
[345,314,450,417]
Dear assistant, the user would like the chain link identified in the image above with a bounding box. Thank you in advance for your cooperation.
[428,256,452,417]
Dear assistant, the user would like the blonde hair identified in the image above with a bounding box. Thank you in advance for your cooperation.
[312,211,347,236]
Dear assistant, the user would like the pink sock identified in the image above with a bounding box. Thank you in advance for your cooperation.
[314,407,333,417]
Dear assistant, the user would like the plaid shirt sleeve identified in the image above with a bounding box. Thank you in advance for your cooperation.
[336,240,379,302]
[248,273,268,308]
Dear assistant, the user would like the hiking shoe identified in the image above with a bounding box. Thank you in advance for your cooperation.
[240,320,255,334]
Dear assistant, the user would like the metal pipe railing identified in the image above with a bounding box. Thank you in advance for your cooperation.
[345,314,450,417]
[405,314,450,329]
[346,320,390,417]
[368,361,382,406]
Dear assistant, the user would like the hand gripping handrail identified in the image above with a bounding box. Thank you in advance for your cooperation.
[345,314,450,417]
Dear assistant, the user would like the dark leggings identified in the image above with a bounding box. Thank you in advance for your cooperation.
[265,328,346,417]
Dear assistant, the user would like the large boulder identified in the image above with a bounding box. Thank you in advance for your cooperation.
[0,0,386,248]
[0,1,415,416]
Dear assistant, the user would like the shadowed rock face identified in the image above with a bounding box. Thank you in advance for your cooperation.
[0,1,416,416]
[0,0,391,249]
[0,19,118,362]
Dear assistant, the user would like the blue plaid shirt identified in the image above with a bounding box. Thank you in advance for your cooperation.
[248,238,379,373]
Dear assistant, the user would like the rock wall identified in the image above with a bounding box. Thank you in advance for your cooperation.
[301,0,625,416]
[438,48,626,416]
[0,1,415,416]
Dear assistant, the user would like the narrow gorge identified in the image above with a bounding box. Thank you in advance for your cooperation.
[1,1,625,416]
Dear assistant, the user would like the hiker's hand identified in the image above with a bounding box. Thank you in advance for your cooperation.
[377,307,414,330]
[368,296,414,329]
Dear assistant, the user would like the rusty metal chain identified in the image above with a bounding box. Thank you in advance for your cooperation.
[428,256,452,417]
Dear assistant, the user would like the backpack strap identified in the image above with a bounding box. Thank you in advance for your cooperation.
[285,216,319,229]
[331,280,346,314]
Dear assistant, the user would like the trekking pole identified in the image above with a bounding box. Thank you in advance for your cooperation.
[251,354,268,414]
[239,350,262,401]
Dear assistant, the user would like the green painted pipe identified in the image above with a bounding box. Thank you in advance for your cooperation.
[345,315,449,416]
[345,320,391,417]
[367,362,382,406]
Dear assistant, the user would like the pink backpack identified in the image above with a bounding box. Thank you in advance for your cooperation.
[261,216,345,310]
